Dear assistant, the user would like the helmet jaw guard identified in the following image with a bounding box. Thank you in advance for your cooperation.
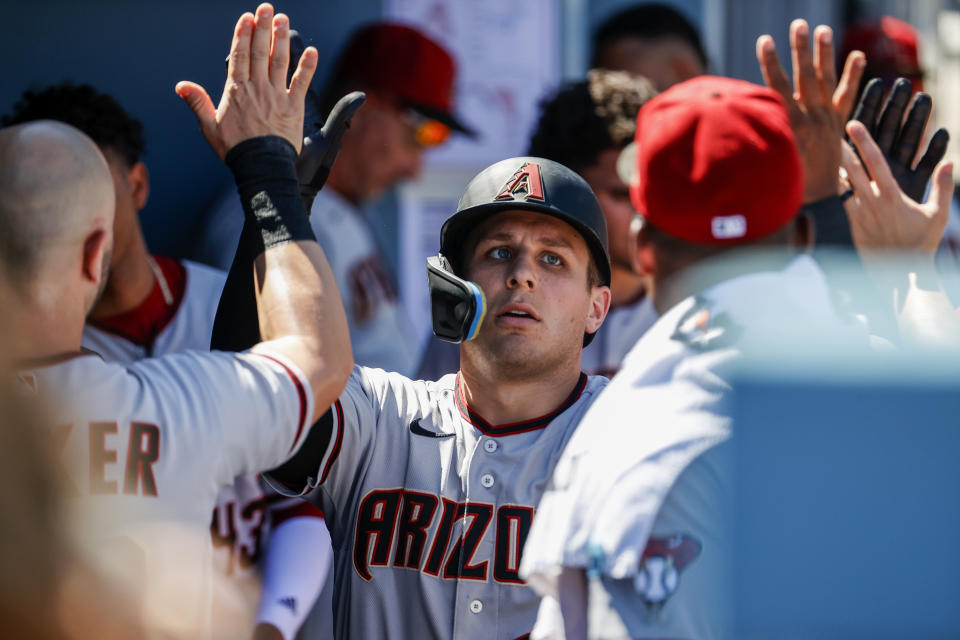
[426,254,486,343]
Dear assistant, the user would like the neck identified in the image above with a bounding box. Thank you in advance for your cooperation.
[653,248,797,315]
[609,265,647,308]
[88,230,155,321]
[457,354,584,426]
[9,282,86,364]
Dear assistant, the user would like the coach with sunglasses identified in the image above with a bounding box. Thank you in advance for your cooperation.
[311,23,475,376]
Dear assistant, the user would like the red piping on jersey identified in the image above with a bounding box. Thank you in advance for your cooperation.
[257,354,308,453]
[454,372,588,437]
[320,400,344,484]
[87,256,187,349]
[271,501,325,527]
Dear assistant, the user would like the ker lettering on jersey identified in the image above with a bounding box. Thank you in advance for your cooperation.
[353,487,533,584]
[54,420,161,497]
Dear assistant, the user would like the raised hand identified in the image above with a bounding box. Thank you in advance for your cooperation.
[756,19,865,202]
[841,120,954,255]
[175,3,318,160]
[849,77,950,203]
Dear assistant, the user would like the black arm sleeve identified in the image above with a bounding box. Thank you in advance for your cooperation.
[267,407,335,489]
[210,135,315,352]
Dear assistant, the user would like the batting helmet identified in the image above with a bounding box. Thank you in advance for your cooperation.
[427,156,611,344]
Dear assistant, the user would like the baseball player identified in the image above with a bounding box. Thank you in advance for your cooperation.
[2,83,332,640]
[417,70,659,381]
[2,5,354,636]
[520,24,956,640]
[216,152,613,637]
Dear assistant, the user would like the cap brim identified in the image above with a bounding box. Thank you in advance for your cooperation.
[405,101,477,138]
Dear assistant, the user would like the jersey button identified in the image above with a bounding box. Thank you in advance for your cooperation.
[483,439,498,453]
[480,473,495,488]
[470,599,483,614]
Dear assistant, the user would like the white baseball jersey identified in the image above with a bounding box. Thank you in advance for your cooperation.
[80,255,328,638]
[521,255,870,639]
[20,347,314,638]
[310,189,419,376]
[83,257,225,361]
[269,366,608,639]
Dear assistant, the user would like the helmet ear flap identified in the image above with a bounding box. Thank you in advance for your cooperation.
[426,254,486,343]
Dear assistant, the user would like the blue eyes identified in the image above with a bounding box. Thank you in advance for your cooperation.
[486,247,563,266]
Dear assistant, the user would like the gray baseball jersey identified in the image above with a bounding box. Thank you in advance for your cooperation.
[522,255,869,639]
[269,366,608,639]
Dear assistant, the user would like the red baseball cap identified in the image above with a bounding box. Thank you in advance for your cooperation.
[840,16,922,89]
[336,23,475,136]
[629,75,803,245]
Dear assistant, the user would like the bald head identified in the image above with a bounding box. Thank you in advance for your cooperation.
[0,121,114,288]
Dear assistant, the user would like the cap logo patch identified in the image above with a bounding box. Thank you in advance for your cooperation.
[711,214,747,239]
[495,162,545,202]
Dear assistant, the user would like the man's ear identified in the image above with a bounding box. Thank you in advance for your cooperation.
[128,162,150,211]
[585,285,612,335]
[633,219,658,277]
[790,212,814,253]
[81,229,109,286]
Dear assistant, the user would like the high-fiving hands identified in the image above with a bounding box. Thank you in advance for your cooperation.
[841,119,954,256]
[756,19,865,203]
[175,3,318,160]
[849,77,950,204]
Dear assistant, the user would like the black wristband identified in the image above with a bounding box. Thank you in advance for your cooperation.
[804,194,853,248]
[225,136,317,249]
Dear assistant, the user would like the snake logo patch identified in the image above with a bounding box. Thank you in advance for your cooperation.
[633,533,701,608]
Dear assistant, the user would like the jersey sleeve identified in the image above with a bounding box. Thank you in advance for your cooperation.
[264,365,396,498]
[129,348,314,487]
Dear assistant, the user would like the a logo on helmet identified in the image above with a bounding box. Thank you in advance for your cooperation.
[495,162,545,203]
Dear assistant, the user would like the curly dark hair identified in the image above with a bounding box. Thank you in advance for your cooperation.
[2,83,145,166]
[528,69,656,173]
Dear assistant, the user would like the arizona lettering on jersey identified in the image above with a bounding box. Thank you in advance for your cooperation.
[352,488,534,584]
[268,366,607,640]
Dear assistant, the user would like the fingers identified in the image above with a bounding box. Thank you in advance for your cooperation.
[893,93,932,168]
[289,46,319,103]
[874,78,912,154]
[833,51,866,120]
[269,13,291,89]
[227,12,255,83]
[813,25,836,105]
[790,19,819,105]
[846,120,898,196]
[250,3,274,82]
[175,81,217,133]
[916,128,950,180]
[840,138,873,196]
[756,35,795,109]
[928,161,956,219]
[850,78,884,132]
